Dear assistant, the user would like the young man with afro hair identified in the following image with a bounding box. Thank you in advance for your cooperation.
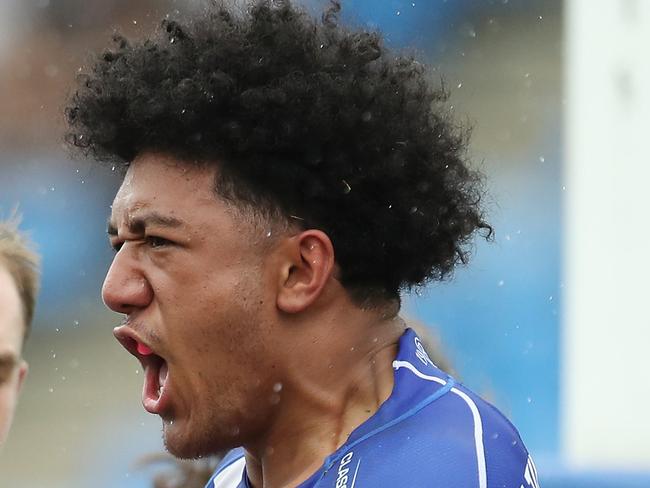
[65,1,539,487]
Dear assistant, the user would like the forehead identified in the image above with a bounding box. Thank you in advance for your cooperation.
[0,264,24,356]
[113,153,218,214]
[109,152,266,251]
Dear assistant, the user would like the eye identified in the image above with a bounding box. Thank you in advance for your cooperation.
[145,236,172,248]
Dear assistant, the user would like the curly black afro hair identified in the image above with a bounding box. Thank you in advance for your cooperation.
[65,0,492,304]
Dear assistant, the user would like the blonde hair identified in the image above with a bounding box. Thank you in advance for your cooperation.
[0,215,40,338]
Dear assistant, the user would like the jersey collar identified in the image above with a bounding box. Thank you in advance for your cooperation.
[298,328,455,487]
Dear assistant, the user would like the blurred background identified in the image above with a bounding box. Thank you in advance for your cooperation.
[0,0,648,487]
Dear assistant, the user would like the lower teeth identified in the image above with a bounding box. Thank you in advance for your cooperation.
[158,361,169,395]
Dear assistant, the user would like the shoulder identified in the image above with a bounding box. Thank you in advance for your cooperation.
[321,381,538,488]
[206,449,246,488]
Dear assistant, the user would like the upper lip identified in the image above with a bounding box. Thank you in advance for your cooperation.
[113,324,160,365]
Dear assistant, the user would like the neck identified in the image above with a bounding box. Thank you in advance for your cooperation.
[244,308,405,488]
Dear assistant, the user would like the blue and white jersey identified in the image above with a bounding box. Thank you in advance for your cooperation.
[207,329,540,488]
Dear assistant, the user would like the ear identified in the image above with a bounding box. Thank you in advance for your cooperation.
[16,360,28,394]
[276,230,335,314]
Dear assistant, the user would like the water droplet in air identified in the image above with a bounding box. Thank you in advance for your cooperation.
[457,83,463,88]
[48,387,54,393]
[538,156,545,163]
[273,382,283,392]
[497,280,505,287]
[341,180,351,194]
[527,397,532,403]
[460,23,477,38]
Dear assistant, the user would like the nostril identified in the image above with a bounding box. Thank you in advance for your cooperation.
[102,274,153,313]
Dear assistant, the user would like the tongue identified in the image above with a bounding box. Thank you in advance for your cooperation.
[137,343,153,356]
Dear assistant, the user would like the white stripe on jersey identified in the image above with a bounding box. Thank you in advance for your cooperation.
[393,360,488,488]
[392,360,447,386]
[522,455,541,488]
[212,456,246,488]
[449,387,487,488]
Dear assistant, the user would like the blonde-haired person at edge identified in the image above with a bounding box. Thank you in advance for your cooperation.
[0,216,40,446]
[145,317,455,488]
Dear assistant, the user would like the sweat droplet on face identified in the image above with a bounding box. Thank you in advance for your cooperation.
[137,343,153,356]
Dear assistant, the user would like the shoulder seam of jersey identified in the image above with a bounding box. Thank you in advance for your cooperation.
[311,362,456,487]
[394,359,487,488]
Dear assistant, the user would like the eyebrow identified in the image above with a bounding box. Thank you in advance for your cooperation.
[107,212,185,237]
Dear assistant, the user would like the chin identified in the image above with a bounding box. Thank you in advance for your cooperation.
[162,419,237,460]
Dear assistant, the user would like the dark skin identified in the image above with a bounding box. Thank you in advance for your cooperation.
[104,153,405,488]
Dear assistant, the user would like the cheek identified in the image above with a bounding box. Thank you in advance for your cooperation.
[0,385,17,438]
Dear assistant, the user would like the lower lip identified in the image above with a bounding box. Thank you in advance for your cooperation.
[142,362,171,415]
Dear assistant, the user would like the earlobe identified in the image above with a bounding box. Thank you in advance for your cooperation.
[276,230,335,314]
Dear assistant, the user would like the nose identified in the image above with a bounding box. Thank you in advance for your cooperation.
[102,247,153,314]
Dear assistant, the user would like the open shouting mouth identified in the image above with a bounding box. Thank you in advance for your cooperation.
[113,326,170,416]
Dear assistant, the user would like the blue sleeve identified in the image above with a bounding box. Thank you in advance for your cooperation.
[475,392,541,488]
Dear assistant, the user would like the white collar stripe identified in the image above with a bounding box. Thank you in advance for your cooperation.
[394,359,487,488]
[212,457,246,488]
